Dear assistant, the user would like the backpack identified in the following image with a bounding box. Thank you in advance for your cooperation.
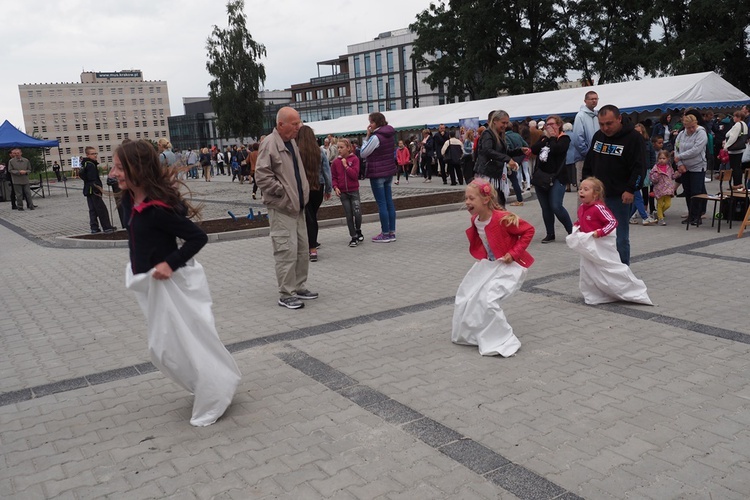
[447,143,463,164]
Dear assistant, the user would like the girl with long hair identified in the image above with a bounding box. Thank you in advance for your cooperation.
[297,125,332,261]
[112,139,240,427]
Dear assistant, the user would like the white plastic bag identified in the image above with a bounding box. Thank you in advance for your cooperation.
[125,259,241,426]
[566,227,652,306]
[452,259,525,356]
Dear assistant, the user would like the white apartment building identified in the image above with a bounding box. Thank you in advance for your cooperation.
[347,28,447,115]
[18,70,170,167]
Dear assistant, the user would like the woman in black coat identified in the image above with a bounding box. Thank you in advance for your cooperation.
[530,115,573,243]
[473,110,524,208]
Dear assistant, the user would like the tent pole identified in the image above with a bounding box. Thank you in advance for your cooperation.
[58,147,68,197]
[43,150,51,196]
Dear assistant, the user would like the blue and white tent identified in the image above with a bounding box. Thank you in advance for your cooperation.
[305,72,750,136]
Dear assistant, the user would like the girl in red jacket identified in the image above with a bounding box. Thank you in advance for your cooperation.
[331,139,364,247]
[452,179,535,357]
[566,177,652,305]
[395,140,411,185]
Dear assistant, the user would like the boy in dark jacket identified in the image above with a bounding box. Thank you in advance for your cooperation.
[81,146,115,234]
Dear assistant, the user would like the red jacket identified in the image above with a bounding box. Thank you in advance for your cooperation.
[331,154,360,193]
[396,146,411,166]
[466,210,535,268]
[575,201,617,238]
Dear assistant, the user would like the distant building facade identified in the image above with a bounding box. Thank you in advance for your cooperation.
[18,70,170,166]
[289,28,452,124]
[167,90,291,151]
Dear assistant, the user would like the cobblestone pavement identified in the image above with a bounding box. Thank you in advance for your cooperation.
[1,175,749,499]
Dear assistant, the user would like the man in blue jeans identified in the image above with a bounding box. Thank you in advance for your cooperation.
[582,105,645,265]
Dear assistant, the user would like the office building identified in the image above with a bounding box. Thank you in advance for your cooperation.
[18,70,170,167]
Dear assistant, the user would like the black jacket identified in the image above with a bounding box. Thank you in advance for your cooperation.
[81,158,102,196]
[433,131,449,160]
[582,120,646,197]
[474,129,523,179]
[530,134,571,185]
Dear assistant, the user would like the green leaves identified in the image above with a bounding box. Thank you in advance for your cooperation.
[205,0,267,140]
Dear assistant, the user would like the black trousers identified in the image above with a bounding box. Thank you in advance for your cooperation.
[304,187,325,249]
[87,194,114,231]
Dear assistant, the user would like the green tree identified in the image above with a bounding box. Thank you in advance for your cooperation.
[206,0,267,140]
[647,0,750,94]
[410,0,571,100]
[568,0,653,85]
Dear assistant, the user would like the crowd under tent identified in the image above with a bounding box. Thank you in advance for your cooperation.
[305,72,750,137]
[0,120,62,197]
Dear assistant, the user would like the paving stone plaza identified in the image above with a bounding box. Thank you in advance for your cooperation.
[1,175,749,499]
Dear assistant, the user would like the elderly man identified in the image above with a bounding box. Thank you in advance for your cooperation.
[7,148,36,211]
[255,106,317,309]
[582,105,645,266]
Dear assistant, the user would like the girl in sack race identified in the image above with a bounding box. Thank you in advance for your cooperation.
[566,177,652,306]
[111,140,241,427]
[452,179,535,357]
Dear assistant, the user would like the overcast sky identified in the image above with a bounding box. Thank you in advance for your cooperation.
[3,0,432,132]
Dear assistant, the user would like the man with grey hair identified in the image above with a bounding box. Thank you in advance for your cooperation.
[7,148,36,211]
[255,106,317,309]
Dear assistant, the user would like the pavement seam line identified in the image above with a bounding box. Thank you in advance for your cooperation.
[275,346,583,500]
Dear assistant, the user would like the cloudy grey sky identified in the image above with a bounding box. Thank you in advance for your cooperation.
[3,0,432,132]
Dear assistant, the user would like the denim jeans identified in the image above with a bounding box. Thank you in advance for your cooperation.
[370,176,396,234]
[339,191,362,238]
[630,190,649,219]
[535,180,573,238]
[605,196,631,265]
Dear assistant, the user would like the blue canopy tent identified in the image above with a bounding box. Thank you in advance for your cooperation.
[0,120,63,197]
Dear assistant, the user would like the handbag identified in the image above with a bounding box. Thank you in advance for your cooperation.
[531,157,565,190]
[728,122,748,151]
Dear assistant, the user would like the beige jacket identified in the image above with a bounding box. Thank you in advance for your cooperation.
[8,156,32,185]
[255,128,309,215]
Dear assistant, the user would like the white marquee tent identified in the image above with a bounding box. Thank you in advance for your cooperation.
[305,72,750,136]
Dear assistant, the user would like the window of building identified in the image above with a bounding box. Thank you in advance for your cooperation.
[353,56,361,77]
[305,91,313,100]
[142,121,147,127]
[72,101,78,109]
[379,103,385,112]
[131,99,137,105]
[118,88,123,94]
[160,120,165,126]
[150,98,156,105]
[327,88,335,98]
[117,133,122,140]
[355,82,362,100]
[339,86,347,97]
[375,52,382,74]
[98,88,103,95]
[157,98,163,104]
[105,144,111,152]
[138,87,143,94]
[77,135,83,142]
[27,90,33,98]
[364,54,371,76]
[36,90,42,97]
[130,87,135,94]
[78,147,84,154]
[105,134,110,140]
[92,100,98,107]
[75,124,81,131]
[156,87,161,93]
[387,50,394,72]
[115,122,120,129]
[65,147,71,155]
[135,121,140,128]
[139,98,144,105]
[149,87,154,94]
[366,80,373,100]
[41,126,47,133]
[97,134,103,141]
[110,88,117,94]
[84,135,90,142]
[95,123,101,130]
[377,78,384,99]
[136,132,141,138]
[315,90,324,100]
[29,103,35,110]
[388,76,395,98]
[83,124,88,131]
[367,103,374,112]
[153,120,158,127]
[295,92,302,102]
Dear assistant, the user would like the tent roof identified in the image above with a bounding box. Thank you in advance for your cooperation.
[305,72,750,136]
[0,120,59,148]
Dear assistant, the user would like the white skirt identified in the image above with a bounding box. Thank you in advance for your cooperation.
[566,227,653,305]
[126,260,242,426]
[452,259,526,356]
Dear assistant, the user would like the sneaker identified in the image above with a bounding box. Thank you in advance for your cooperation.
[372,233,392,243]
[659,219,666,226]
[90,229,101,234]
[278,296,304,309]
[388,232,396,241]
[629,216,639,225]
[295,289,319,300]
[356,231,364,242]
[103,228,116,234]
[309,250,318,262]
[349,238,358,247]
[541,235,555,244]
[510,201,524,206]
[643,217,657,225]
[651,210,658,220]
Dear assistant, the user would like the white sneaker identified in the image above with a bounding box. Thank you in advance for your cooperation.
[643,217,657,225]
[629,216,639,225]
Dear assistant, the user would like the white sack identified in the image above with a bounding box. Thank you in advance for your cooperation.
[565,227,653,306]
[452,259,525,356]
[125,260,241,426]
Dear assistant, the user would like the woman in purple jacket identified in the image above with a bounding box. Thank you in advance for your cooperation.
[360,112,397,242]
